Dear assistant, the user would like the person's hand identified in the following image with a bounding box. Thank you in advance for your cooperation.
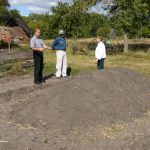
[48,47,52,50]
[39,48,44,51]
[90,59,97,63]
[95,59,98,63]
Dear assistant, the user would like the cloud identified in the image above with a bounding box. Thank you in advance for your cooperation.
[10,0,57,6]
[9,0,71,15]
[28,6,50,14]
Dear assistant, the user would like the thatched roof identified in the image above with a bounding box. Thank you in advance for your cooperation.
[6,16,31,37]
[8,27,29,40]
[0,26,29,42]
[0,26,12,42]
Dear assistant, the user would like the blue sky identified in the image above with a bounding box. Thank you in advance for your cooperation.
[9,0,103,16]
[9,0,72,16]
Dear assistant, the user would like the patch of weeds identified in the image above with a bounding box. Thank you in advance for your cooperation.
[11,62,24,75]
[101,122,125,139]
[10,62,31,76]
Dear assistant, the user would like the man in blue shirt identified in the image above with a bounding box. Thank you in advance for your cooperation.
[52,30,67,78]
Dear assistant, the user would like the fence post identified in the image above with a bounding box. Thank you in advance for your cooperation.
[124,33,128,53]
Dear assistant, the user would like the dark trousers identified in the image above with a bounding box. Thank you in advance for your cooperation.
[97,58,105,70]
[33,51,43,82]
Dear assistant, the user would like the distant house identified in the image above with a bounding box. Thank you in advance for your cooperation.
[0,26,12,42]
[0,15,31,44]
[0,15,31,51]
[0,26,29,43]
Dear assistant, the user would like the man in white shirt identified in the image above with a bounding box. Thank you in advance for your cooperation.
[95,36,106,70]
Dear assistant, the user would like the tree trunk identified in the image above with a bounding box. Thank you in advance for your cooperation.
[123,33,128,53]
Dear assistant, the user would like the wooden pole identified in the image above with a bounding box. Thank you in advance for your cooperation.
[123,33,128,53]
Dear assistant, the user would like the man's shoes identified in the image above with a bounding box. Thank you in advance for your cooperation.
[42,79,46,83]
[34,81,42,85]
[62,76,68,79]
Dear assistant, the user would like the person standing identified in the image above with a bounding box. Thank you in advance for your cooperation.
[30,29,49,84]
[51,30,67,78]
[95,36,106,70]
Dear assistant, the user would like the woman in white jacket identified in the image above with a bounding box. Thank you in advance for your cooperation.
[95,36,106,70]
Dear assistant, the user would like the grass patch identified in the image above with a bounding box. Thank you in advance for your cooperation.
[43,50,96,76]
[0,61,33,78]
[0,39,150,78]
[1,50,150,78]
[44,48,150,77]
[101,122,125,139]
[106,51,150,76]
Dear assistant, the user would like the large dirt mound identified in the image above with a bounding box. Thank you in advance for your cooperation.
[12,68,150,129]
[1,68,150,150]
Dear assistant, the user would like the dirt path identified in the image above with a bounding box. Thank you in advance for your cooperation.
[0,51,32,65]
[0,74,59,96]
[0,68,150,150]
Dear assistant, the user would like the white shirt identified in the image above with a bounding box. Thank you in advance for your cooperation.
[95,42,106,60]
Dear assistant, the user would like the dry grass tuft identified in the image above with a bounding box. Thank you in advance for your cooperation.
[101,122,125,139]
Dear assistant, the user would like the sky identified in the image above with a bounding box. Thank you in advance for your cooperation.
[9,0,103,16]
[9,0,72,16]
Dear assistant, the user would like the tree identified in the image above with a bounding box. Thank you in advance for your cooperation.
[109,0,150,52]
[48,1,107,38]
[0,0,10,25]
[0,0,10,7]
[10,9,21,18]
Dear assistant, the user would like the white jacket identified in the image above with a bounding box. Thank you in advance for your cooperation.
[95,42,106,60]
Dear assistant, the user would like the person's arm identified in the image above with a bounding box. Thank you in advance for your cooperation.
[43,44,51,50]
[32,47,44,52]
[95,46,99,59]
[42,40,50,49]
[95,44,103,60]
[51,38,58,50]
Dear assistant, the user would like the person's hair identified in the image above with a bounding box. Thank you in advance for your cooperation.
[97,36,103,41]
[34,28,40,34]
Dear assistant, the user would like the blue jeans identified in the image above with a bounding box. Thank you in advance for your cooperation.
[97,58,105,70]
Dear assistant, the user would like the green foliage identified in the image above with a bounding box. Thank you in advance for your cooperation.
[110,0,150,37]
[0,0,10,25]
[0,0,9,6]
[1,0,149,39]
[10,9,21,18]
[0,0,22,26]
[25,2,110,39]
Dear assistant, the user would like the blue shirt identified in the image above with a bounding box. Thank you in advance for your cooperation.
[51,37,67,51]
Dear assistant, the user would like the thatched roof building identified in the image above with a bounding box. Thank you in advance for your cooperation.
[6,16,31,38]
[0,26,12,42]
[0,14,31,43]
[0,26,29,42]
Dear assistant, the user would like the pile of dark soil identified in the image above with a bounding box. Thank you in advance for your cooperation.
[0,68,150,150]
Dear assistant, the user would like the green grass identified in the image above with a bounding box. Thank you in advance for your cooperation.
[43,48,150,77]
[106,51,150,76]
[0,39,150,78]
[43,50,96,76]
[1,50,150,78]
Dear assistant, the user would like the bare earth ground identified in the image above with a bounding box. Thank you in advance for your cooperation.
[0,68,150,150]
[0,51,32,65]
